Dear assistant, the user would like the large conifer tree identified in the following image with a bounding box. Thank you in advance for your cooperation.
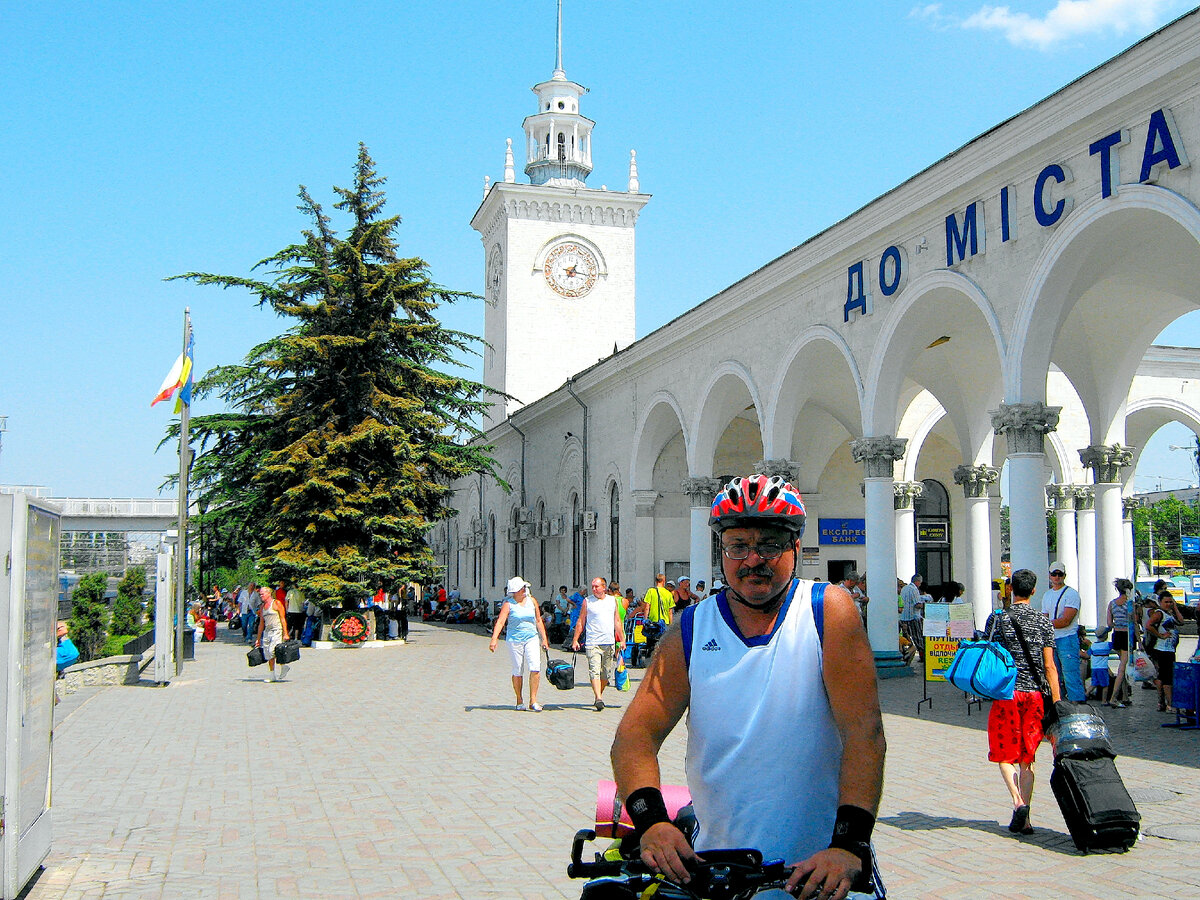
[171,146,497,605]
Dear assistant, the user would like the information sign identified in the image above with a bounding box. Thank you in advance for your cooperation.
[925,637,963,682]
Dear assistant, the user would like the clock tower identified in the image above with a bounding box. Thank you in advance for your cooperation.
[472,6,649,429]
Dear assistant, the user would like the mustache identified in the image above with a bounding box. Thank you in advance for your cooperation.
[736,563,774,579]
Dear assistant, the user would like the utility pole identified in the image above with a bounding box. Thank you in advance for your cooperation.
[0,416,7,467]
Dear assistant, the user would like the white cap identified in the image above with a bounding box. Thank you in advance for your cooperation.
[505,576,531,596]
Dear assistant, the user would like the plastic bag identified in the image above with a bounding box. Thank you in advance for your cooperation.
[1128,650,1157,683]
[615,659,630,691]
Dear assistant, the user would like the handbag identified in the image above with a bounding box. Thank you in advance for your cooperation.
[246,646,267,667]
[945,612,1017,700]
[1009,614,1055,732]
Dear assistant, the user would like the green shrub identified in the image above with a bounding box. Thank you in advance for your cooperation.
[69,572,110,662]
[111,566,146,636]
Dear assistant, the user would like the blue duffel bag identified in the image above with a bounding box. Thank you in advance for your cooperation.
[945,613,1017,700]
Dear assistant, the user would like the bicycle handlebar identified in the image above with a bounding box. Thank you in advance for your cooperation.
[568,829,801,900]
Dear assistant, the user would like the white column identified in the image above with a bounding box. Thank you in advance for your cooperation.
[992,403,1061,576]
[1051,487,1080,585]
[683,477,722,587]
[1123,497,1140,582]
[893,482,922,585]
[954,464,1000,628]
[631,490,659,595]
[1076,488,1098,625]
[851,437,907,673]
[990,495,1004,576]
[1081,444,1134,613]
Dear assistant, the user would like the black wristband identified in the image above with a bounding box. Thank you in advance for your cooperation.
[625,787,671,833]
[829,804,875,849]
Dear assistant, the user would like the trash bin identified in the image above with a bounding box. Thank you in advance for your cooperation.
[183,627,195,660]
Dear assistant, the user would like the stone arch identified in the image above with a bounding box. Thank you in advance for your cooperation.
[691,361,764,477]
[865,269,1005,461]
[630,391,689,491]
[764,326,864,462]
[1125,395,1200,488]
[1009,185,1200,444]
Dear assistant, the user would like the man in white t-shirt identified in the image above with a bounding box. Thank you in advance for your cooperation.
[1040,560,1085,702]
[571,576,626,711]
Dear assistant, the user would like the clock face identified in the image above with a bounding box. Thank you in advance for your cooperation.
[544,242,599,298]
[487,246,504,298]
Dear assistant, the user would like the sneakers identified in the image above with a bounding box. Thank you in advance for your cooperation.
[516,703,527,711]
[594,698,605,711]
[263,677,274,683]
[530,703,543,712]
[279,664,290,681]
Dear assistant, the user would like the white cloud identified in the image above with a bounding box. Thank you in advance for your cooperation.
[960,0,1184,49]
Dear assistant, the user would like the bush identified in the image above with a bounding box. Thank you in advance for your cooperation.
[111,566,146,636]
[100,623,154,658]
[69,572,110,662]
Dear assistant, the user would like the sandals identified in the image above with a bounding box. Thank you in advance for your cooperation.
[1008,805,1030,834]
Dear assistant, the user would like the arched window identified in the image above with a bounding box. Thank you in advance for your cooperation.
[538,501,547,588]
[489,513,497,588]
[557,132,567,162]
[609,483,620,581]
[571,494,581,589]
[915,479,952,586]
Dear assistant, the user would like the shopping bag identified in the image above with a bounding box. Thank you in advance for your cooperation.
[615,659,630,691]
[1128,650,1157,683]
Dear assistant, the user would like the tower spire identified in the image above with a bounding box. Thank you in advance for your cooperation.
[553,0,565,79]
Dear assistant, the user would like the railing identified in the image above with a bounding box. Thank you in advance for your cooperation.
[122,630,156,655]
[53,498,193,518]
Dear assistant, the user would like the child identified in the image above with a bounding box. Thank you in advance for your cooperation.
[1089,626,1112,702]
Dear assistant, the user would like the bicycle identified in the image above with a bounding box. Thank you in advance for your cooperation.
[567,827,801,900]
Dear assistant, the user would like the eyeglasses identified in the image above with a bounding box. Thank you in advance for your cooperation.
[721,541,790,561]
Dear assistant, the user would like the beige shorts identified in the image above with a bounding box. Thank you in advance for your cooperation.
[586,643,616,681]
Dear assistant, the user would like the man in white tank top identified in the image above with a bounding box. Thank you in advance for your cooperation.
[612,475,886,900]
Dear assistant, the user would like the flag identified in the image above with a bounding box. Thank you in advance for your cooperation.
[151,333,194,412]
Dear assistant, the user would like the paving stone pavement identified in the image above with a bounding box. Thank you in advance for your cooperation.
[27,622,1200,899]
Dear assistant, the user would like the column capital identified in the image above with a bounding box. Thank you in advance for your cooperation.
[755,458,798,482]
[630,489,659,517]
[681,477,722,506]
[850,436,907,479]
[1079,444,1135,484]
[953,464,999,499]
[1074,485,1096,510]
[1121,496,1142,519]
[1046,483,1078,510]
[893,481,924,509]
[990,402,1061,453]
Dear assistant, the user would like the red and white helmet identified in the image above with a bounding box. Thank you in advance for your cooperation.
[708,474,806,536]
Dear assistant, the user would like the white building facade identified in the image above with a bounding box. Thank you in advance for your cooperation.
[439,12,1200,672]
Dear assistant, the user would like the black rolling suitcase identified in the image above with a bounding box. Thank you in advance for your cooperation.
[1050,755,1140,852]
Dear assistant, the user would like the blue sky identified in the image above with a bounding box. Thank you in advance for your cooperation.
[2,0,1197,498]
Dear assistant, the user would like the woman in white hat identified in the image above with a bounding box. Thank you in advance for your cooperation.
[489,576,550,711]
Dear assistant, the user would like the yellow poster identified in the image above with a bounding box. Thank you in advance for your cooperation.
[925,637,963,682]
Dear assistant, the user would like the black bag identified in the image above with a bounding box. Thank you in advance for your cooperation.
[247,646,267,667]
[274,639,301,664]
[545,650,576,691]
[1050,755,1140,852]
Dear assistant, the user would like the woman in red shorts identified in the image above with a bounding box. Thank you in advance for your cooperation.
[982,567,1061,836]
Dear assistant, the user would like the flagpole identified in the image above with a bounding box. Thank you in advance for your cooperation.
[175,308,192,676]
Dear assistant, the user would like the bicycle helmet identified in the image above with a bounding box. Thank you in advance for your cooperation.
[708,474,806,536]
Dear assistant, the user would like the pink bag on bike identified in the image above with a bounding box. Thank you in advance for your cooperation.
[595,779,692,838]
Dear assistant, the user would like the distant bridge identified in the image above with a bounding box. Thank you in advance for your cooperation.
[50,497,193,532]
